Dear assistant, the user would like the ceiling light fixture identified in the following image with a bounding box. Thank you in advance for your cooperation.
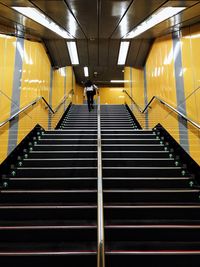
[84,66,89,77]
[117,41,130,65]
[110,80,129,83]
[123,7,186,39]
[12,7,73,39]
[67,41,79,65]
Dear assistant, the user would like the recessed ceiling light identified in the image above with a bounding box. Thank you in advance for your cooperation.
[67,41,79,65]
[117,41,130,65]
[110,80,129,83]
[12,7,73,39]
[84,66,89,77]
[123,7,186,39]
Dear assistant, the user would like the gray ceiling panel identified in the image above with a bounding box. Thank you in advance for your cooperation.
[99,0,132,38]
[44,39,71,68]
[64,0,99,39]
[135,39,153,67]
[126,39,143,66]
[76,39,89,66]
[108,39,121,66]
[88,39,99,66]
[99,39,109,66]
[31,0,86,39]
[111,0,167,39]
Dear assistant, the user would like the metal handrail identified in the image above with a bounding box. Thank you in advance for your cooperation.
[123,89,200,130]
[97,95,105,267]
[0,90,73,128]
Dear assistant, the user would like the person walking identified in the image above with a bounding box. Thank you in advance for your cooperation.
[84,80,98,112]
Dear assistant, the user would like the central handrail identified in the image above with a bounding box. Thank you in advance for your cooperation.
[123,89,200,130]
[0,89,73,128]
[97,96,105,267]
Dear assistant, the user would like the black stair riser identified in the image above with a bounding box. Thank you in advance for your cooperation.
[101,135,156,140]
[101,131,154,135]
[46,131,97,134]
[7,179,97,190]
[102,145,165,151]
[29,152,97,159]
[103,168,184,177]
[41,135,97,139]
[102,140,160,144]
[22,159,97,167]
[37,140,97,145]
[0,207,97,221]
[15,168,97,178]
[102,152,170,158]
[105,207,200,220]
[0,256,97,267]
[34,146,97,151]
[0,228,97,242]
[105,227,200,242]
[103,179,191,189]
[103,191,199,203]
[0,192,97,204]
[105,254,200,267]
[103,159,176,167]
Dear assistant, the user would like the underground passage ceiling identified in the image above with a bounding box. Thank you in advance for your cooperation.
[0,0,200,86]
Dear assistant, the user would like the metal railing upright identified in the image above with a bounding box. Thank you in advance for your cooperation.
[97,95,105,267]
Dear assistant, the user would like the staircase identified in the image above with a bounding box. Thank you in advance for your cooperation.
[101,105,200,266]
[0,103,200,266]
[0,105,98,266]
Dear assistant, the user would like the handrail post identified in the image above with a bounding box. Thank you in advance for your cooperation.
[97,95,105,267]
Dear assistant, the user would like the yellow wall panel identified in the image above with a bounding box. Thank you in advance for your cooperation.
[124,67,132,106]
[181,23,200,164]
[0,34,74,163]
[73,84,84,104]
[18,41,51,145]
[0,34,16,163]
[132,68,144,108]
[66,66,73,95]
[100,87,124,104]
[145,34,180,142]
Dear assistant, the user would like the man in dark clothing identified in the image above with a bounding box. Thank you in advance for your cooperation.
[84,80,98,111]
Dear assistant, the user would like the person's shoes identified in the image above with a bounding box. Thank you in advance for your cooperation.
[91,105,94,109]
[88,109,91,112]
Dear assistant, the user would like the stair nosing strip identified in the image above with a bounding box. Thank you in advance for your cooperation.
[103,167,182,169]
[0,205,97,209]
[0,225,97,230]
[103,189,199,193]
[2,190,97,193]
[17,167,97,170]
[0,251,97,256]
[106,251,200,255]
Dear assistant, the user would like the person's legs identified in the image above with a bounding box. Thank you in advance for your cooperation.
[86,92,92,111]
[90,93,94,109]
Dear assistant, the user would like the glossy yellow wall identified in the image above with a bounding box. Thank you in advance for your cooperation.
[73,84,84,104]
[145,34,180,142]
[0,34,16,163]
[0,34,74,164]
[181,24,200,164]
[18,41,51,144]
[124,67,146,127]
[100,87,124,104]
[126,24,200,164]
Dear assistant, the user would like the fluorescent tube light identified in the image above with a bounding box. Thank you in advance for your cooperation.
[67,41,79,65]
[12,7,73,39]
[117,41,130,65]
[84,66,89,77]
[110,80,129,83]
[123,7,186,39]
